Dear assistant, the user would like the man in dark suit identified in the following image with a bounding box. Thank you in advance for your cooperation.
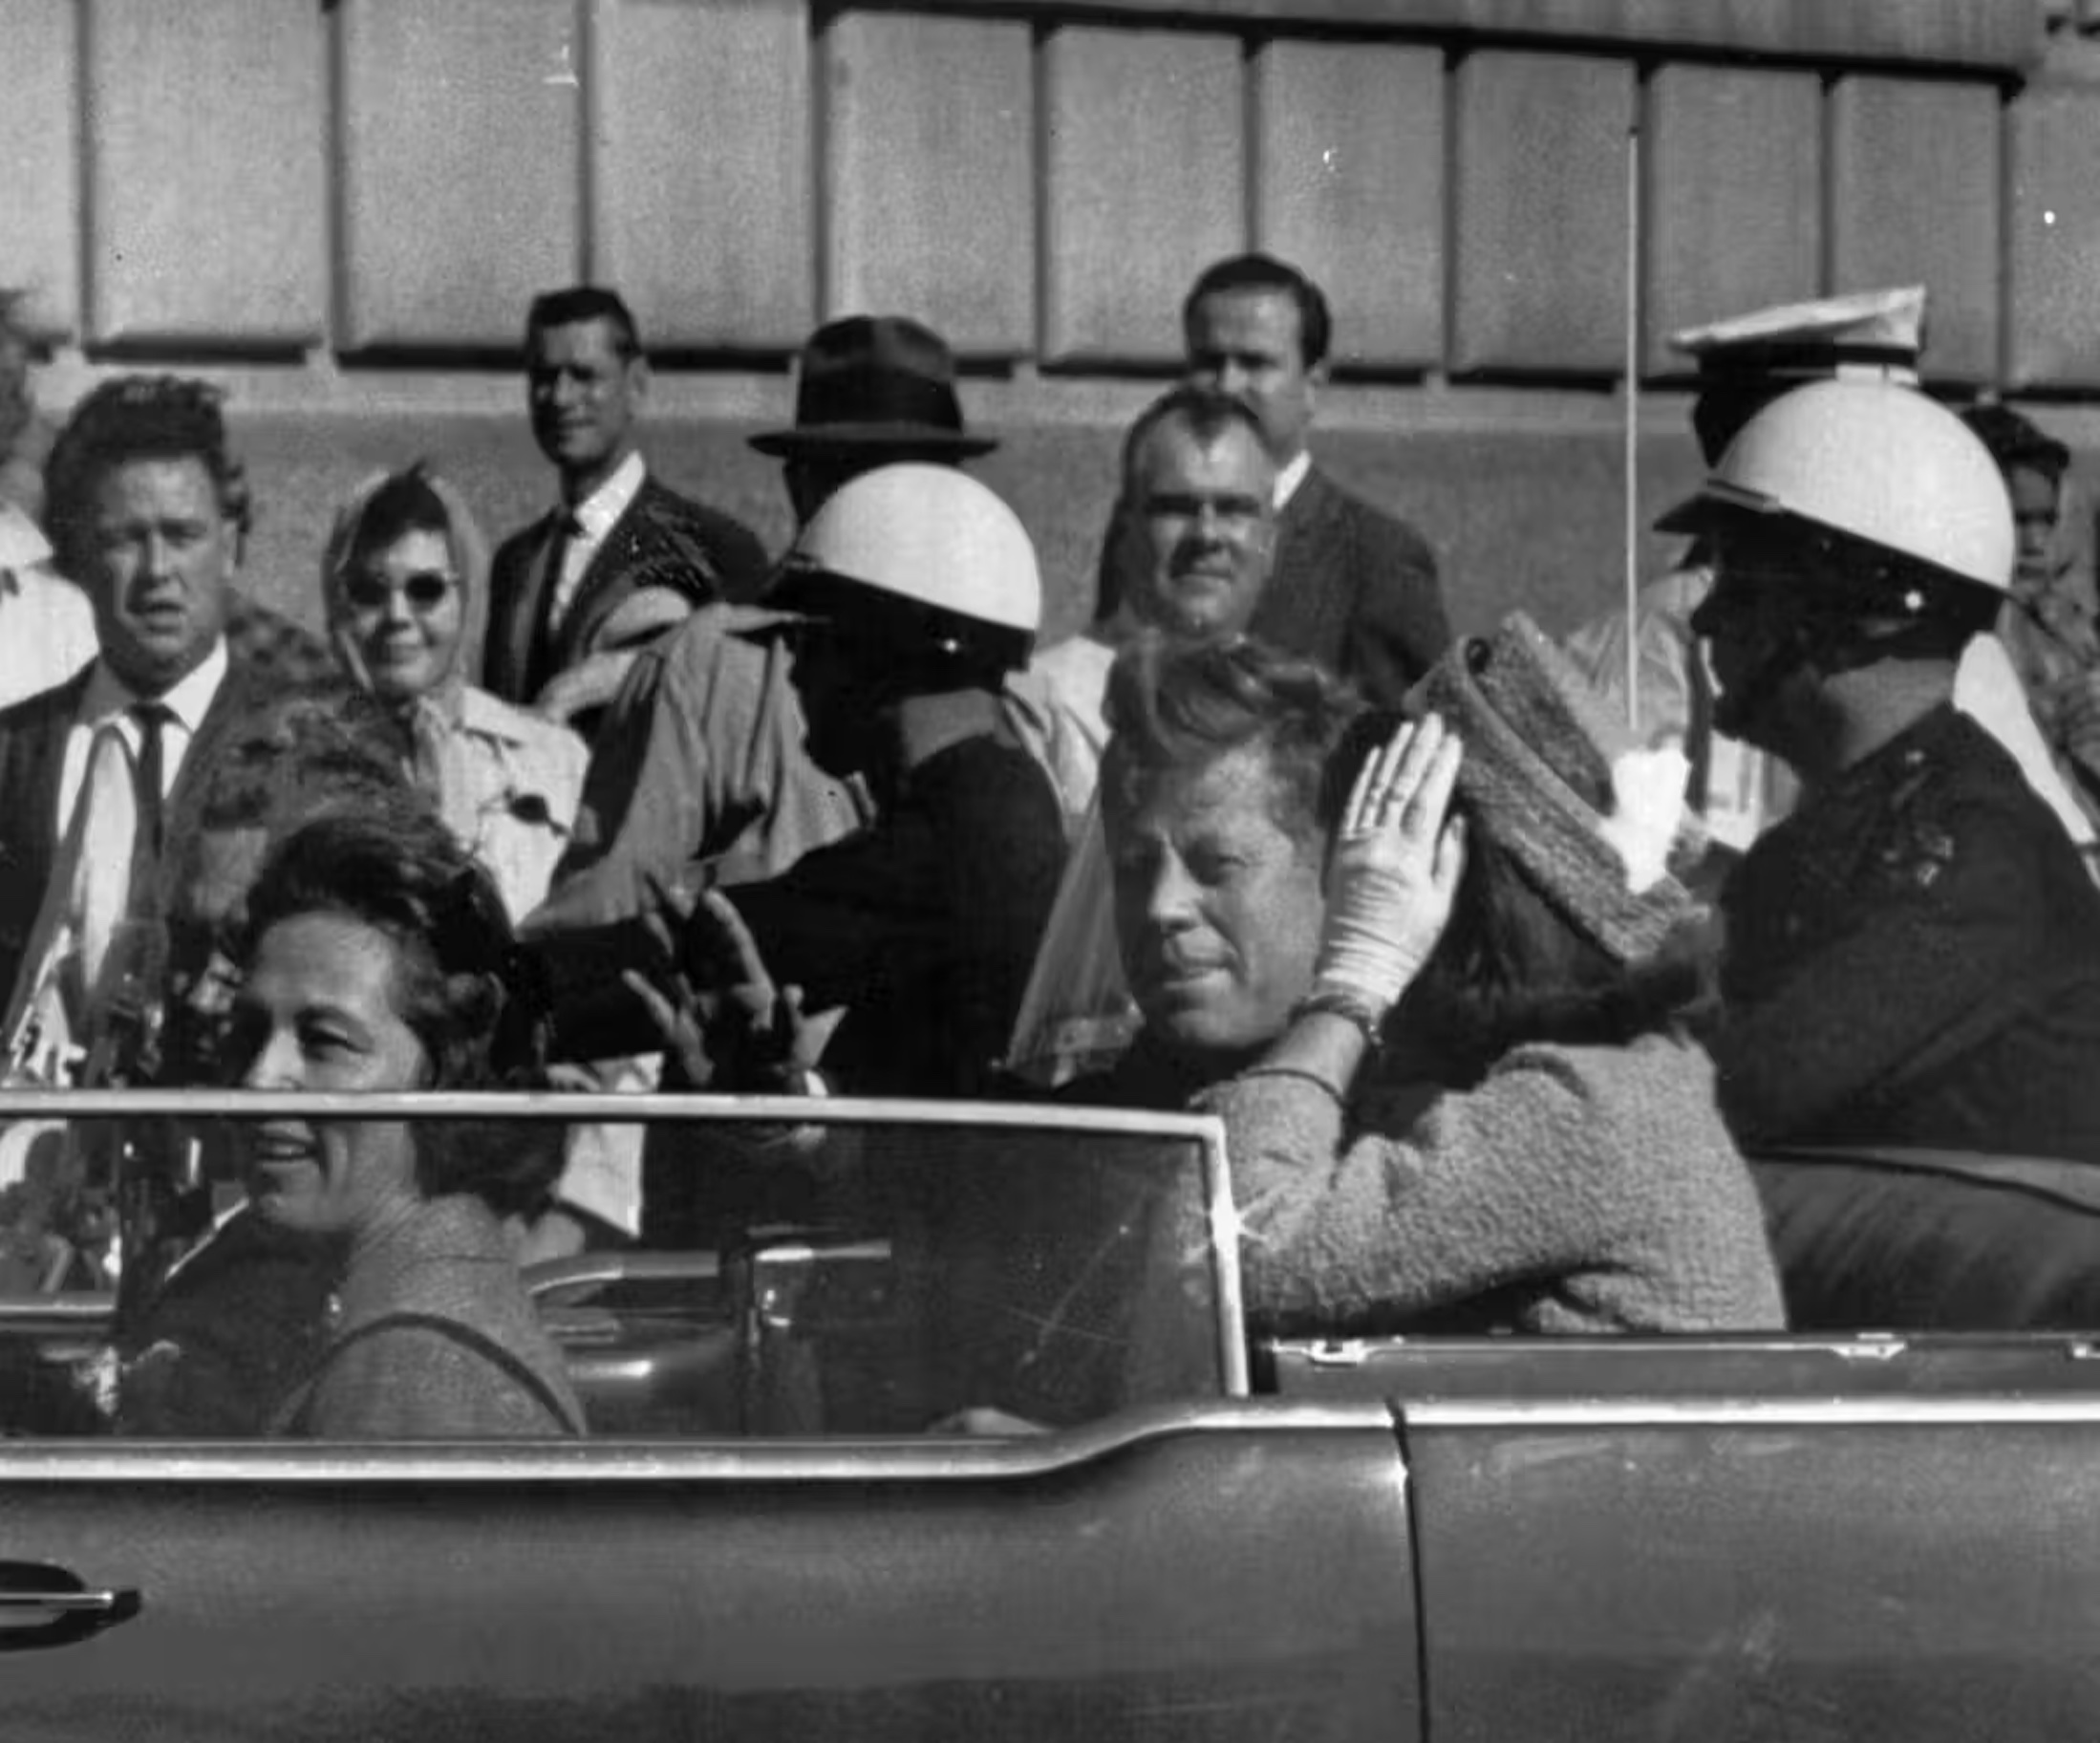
[0,377,286,1073]
[482,286,768,734]
[1099,254,1449,708]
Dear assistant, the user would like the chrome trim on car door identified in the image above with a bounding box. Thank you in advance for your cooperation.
[1405,1395,2100,1428]
[0,1397,1393,1483]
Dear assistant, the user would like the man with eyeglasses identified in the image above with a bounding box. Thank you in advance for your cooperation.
[1010,386,1286,1086]
[1089,254,1450,709]
[1033,386,1279,764]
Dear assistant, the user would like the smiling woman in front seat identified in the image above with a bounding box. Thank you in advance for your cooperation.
[227,806,585,1438]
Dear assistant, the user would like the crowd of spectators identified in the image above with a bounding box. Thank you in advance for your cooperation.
[5,253,2100,1438]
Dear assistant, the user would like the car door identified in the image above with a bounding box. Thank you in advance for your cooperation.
[1274,1333,2100,1743]
[0,1090,1423,1743]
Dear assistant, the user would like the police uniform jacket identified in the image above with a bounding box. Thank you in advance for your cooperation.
[1714,702,2100,1162]
[719,731,1067,1103]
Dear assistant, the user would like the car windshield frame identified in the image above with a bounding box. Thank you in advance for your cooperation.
[0,1087,1251,1434]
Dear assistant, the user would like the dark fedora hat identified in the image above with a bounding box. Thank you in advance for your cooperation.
[750,315,997,459]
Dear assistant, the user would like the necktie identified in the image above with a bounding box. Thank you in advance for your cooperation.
[130,700,173,867]
[536,511,585,674]
[72,721,140,1003]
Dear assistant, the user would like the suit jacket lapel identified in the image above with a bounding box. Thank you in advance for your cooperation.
[555,481,654,673]
[500,511,561,701]
[0,668,96,1009]
[11,671,91,893]
[166,659,252,823]
[1258,467,1351,657]
[148,657,268,920]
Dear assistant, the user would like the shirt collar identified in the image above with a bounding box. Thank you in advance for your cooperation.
[1274,450,1313,510]
[0,503,51,578]
[562,450,647,543]
[459,683,539,747]
[79,637,229,734]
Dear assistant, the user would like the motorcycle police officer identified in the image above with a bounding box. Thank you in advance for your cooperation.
[1664,378,2100,1163]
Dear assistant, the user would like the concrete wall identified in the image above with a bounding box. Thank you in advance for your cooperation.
[5,0,2090,644]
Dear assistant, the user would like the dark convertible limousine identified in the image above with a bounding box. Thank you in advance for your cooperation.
[0,1087,2096,1741]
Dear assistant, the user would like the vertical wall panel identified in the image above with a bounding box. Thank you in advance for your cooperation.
[1251,41,1445,371]
[1450,52,1635,374]
[1643,64,1822,374]
[0,0,82,334]
[340,0,580,350]
[1040,27,1244,365]
[88,0,324,347]
[2006,86,2100,389]
[595,0,812,351]
[823,11,1034,356]
[1829,75,2001,382]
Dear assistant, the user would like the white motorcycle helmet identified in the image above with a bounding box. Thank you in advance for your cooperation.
[781,463,1040,666]
[1660,378,2015,598]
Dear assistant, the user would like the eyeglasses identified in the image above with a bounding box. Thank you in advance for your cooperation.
[1139,490,1268,529]
[343,570,456,611]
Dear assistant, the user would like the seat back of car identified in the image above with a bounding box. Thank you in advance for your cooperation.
[1753,1148,2100,1332]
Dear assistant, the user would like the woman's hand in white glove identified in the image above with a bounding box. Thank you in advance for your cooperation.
[1312,712,1468,1016]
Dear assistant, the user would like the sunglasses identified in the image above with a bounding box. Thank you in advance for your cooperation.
[344,570,456,611]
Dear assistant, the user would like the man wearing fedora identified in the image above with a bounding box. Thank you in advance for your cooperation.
[751,313,1000,525]
[482,285,770,734]
[522,314,999,936]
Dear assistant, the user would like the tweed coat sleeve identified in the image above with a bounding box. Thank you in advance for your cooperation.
[294,1323,581,1438]
[1208,1046,1639,1323]
[1200,1038,1783,1334]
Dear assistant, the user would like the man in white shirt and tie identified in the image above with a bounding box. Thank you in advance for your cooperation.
[0,377,276,1078]
[481,286,768,737]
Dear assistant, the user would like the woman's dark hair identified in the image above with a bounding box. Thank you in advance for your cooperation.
[193,680,416,836]
[161,684,425,1087]
[1961,401,2071,484]
[344,464,453,577]
[1392,823,1717,1087]
[239,808,558,1216]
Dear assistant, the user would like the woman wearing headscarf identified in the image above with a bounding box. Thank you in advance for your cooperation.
[321,463,588,923]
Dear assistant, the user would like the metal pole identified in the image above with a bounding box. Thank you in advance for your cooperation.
[1623,118,1642,735]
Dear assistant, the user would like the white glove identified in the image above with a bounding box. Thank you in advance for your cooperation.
[1309,714,1468,1018]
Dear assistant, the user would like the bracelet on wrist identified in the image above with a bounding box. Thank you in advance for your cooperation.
[1289,988,1391,1044]
[1234,1064,1349,1108]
